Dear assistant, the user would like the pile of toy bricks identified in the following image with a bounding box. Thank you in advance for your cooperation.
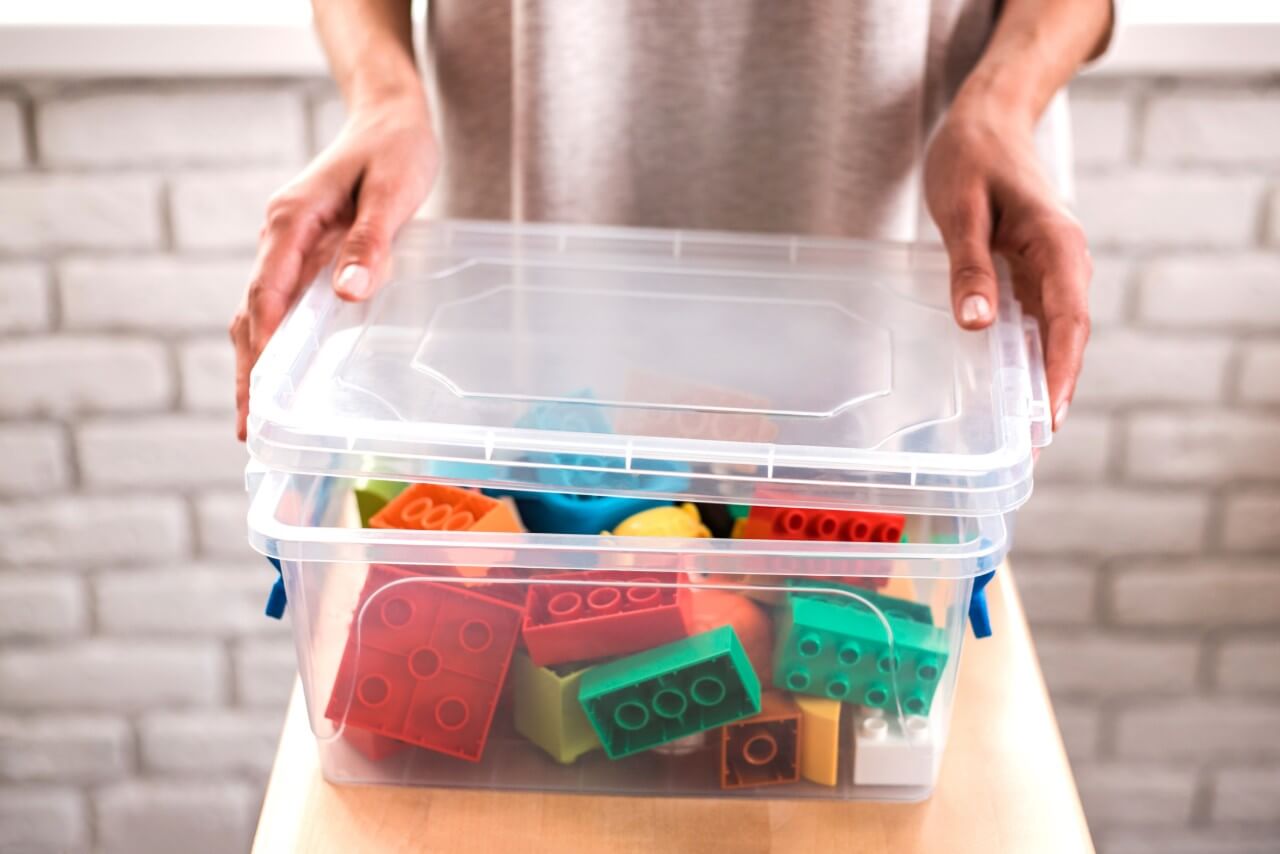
[325,480,948,789]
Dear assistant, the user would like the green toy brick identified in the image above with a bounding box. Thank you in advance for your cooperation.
[773,592,949,716]
[578,626,762,759]
[512,650,602,764]
[354,479,407,527]
[784,578,933,626]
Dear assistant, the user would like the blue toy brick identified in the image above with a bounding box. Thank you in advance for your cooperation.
[578,626,761,759]
[487,458,691,535]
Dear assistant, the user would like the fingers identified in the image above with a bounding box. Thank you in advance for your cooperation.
[232,193,329,441]
[936,186,1000,331]
[230,307,252,442]
[246,195,325,360]
[331,170,424,301]
[1025,216,1092,430]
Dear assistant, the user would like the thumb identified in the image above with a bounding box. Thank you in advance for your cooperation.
[331,175,415,302]
[937,191,1000,330]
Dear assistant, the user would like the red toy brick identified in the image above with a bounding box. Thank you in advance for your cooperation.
[341,728,408,762]
[740,505,904,544]
[325,564,524,762]
[522,570,689,667]
[719,692,802,789]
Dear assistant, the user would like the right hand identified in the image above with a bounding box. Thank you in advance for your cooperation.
[230,97,437,439]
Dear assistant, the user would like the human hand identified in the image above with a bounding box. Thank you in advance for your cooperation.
[230,97,437,439]
[924,101,1090,432]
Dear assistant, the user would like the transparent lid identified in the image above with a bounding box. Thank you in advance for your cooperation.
[248,220,1050,515]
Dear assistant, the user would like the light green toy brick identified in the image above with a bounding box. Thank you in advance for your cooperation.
[773,592,949,716]
[578,626,761,759]
[354,478,407,527]
[512,650,601,765]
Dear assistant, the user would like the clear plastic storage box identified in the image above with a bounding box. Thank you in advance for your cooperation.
[246,220,1049,801]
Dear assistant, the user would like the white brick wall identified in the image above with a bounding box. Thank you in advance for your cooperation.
[1074,172,1264,248]
[95,782,255,854]
[0,338,173,416]
[1138,254,1280,329]
[0,174,163,251]
[0,99,27,167]
[0,263,51,333]
[1237,342,1280,402]
[0,716,132,783]
[170,169,295,251]
[1215,638,1280,692]
[59,257,250,332]
[0,73,1275,854]
[1144,92,1280,165]
[76,416,247,488]
[38,90,306,167]
[1029,77,1280,854]
[0,787,88,853]
[0,423,70,497]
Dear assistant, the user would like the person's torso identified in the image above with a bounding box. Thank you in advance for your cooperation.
[424,0,998,241]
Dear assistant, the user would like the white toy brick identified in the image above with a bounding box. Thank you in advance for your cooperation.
[853,708,938,787]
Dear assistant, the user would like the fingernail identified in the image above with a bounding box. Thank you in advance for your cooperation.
[1054,401,1069,431]
[960,294,991,326]
[336,264,372,299]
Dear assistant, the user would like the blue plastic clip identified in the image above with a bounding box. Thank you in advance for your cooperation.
[265,557,287,619]
[968,538,995,638]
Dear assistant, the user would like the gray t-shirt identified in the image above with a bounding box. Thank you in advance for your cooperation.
[423,0,1066,242]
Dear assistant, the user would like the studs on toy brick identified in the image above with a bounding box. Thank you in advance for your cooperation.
[691,675,727,707]
[586,586,622,615]
[743,732,779,766]
[380,596,414,628]
[777,510,807,536]
[358,675,391,707]
[864,684,889,707]
[625,583,660,607]
[786,669,811,691]
[409,648,442,680]
[547,591,584,622]
[434,697,470,730]
[877,654,901,674]
[444,512,475,531]
[459,620,494,654]
[845,517,872,541]
[837,641,862,666]
[652,688,688,720]
[825,675,851,700]
[916,660,940,682]
[614,700,650,731]
[797,632,822,658]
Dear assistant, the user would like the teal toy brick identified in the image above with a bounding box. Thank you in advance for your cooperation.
[773,589,949,716]
[578,626,762,759]
[784,578,933,626]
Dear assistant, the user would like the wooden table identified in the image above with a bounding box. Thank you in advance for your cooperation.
[253,568,1094,854]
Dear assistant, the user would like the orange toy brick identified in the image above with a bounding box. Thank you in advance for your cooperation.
[370,483,522,534]
[719,692,801,789]
[681,587,773,685]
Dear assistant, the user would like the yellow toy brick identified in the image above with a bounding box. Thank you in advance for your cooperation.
[608,503,711,538]
[795,695,841,786]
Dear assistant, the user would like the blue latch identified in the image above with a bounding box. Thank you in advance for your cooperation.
[264,557,287,619]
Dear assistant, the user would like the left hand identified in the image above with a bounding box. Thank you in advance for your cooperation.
[924,102,1091,432]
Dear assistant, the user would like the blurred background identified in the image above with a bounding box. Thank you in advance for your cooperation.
[0,2,1277,853]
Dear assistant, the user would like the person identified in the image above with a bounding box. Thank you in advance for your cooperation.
[230,0,1113,441]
